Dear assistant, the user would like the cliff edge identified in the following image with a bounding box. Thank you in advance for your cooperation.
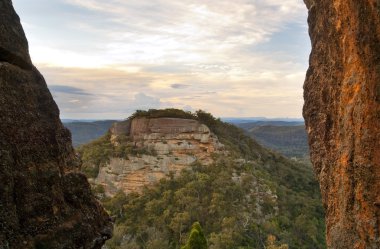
[303,1,380,248]
[88,117,224,195]
[0,1,112,248]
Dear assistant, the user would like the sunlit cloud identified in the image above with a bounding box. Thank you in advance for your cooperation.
[13,0,309,119]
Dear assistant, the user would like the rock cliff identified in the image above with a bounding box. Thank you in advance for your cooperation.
[303,1,380,248]
[94,117,224,195]
[0,1,112,248]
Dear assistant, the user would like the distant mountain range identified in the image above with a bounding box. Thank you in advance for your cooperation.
[222,117,304,124]
[63,120,117,147]
[63,118,309,160]
[63,117,303,124]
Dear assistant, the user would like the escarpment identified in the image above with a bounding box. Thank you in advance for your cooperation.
[303,1,380,248]
[83,110,327,248]
[91,117,224,195]
[0,1,112,248]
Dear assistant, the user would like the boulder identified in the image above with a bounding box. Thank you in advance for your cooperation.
[0,1,112,248]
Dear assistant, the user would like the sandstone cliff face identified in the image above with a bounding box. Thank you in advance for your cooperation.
[303,1,380,248]
[95,117,224,195]
[0,1,112,248]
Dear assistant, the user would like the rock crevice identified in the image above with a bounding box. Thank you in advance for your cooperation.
[0,46,33,70]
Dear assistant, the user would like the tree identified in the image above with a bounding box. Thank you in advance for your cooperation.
[181,222,208,249]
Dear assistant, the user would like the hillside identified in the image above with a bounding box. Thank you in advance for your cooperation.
[236,122,309,159]
[77,109,325,249]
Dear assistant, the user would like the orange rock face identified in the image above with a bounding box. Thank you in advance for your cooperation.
[96,118,224,195]
[303,1,380,248]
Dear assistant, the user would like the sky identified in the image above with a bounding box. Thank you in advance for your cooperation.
[13,0,310,119]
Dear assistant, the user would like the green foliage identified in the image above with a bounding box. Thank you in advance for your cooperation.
[129,108,196,120]
[104,160,253,249]
[103,156,325,249]
[76,133,113,178]
[103,191,128,221]
[181,222,208,249]
[92,184,105,195]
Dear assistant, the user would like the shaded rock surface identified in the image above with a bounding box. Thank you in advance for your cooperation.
[96,117,224,195]
[0,1,112,248]
[303,1,380,248]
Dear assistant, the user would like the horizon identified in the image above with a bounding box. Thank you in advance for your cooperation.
[61,116,305,123]
[13,0,310,119]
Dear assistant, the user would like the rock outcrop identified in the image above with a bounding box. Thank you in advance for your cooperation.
[95,117,224,195]
[0,1,112,248]
[303,1,380,248]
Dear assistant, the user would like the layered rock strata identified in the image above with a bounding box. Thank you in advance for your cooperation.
[303,1,380,248]
[0,1,112,248]
[96,117,224,195]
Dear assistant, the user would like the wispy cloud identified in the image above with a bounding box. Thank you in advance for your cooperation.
[13,0,309,118]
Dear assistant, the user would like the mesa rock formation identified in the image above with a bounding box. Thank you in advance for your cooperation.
[303,1,380,248]
[0,1,112,248]
[94,117,224,195]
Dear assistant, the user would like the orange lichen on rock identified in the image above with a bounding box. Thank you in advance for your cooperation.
[303,0,380,248]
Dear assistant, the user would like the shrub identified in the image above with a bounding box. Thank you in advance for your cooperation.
[181,222,208,249]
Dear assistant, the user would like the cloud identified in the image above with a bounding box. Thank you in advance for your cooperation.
[49,85,92,95]
[36,59,306,119]
[21,0,307,69]
[14,0,309,118]
[127,93,162,111]
[171,83,189,89]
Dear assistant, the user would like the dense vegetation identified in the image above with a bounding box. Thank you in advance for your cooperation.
[78,109,325,249]
[128,108,197,120]
[236,122,309,162]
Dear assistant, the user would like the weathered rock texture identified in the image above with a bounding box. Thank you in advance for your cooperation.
[96,117,224,195]
[303,1,380,248]
[0,1,112,248]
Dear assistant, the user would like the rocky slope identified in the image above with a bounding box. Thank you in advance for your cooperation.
[303,1,380,248]
[86,117,224,195]
[0,1,112,248]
